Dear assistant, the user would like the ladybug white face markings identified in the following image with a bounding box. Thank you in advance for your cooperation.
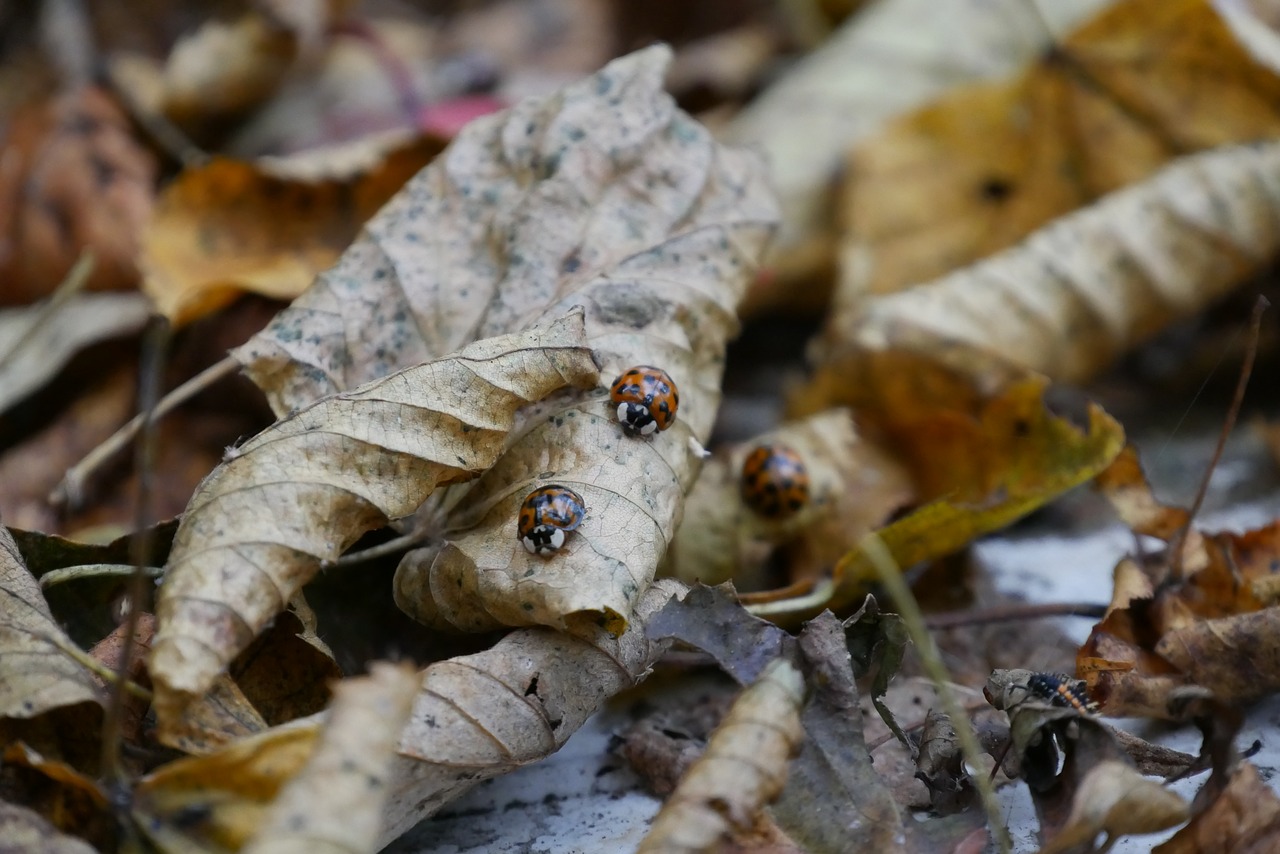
[517,485,586,556]
[609,366,679,436]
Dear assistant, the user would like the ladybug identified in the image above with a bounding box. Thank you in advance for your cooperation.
[740,444,810,520]
[1025,672,1099,715]
[517,485,586,555]
[610,366,679,436]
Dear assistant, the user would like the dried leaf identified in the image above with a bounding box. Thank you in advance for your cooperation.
[0,526,102,719]
[723,0,1109,278]
[772,612,907,853]
[380,47,775,633]
[767,377,1124,620]
[243,662,419,854]
[841,0,1280,305]
[1038,759,1189,854]
[150,311,598,729]
[0,294,150,413]
[135,579,682,851]
[160,12,298,140]
[233,45,777,420]
[637,657,805,854]
[0,800,98,854]
[0,87,156,303]
[1154,761,1280,853]
[825,140,1280,385]
[141,135,444,324]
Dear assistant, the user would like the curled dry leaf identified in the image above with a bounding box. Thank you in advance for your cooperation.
[150,311,598,730]
[0,525,102,719]
[637,657,805,854]
[666,409,911,588]
[825,141,1280,386]
[1154,761,1280,853]
[1038,759,1189,854]
[840,0,1280,307]
[723,0,1109,290]
[135,579,683,851]
[0,87,156,304]
[1081,449,1280,715]
[141,134,445,324]
[243,661,419,854]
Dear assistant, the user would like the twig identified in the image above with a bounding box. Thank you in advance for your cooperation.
[39,563,162,589]
[1168,295,1268,579]
[859,533,1012,854]
[53,354,239,509]
[866,697,991,752]
[99,318,170,797]
[924,601,1107,629]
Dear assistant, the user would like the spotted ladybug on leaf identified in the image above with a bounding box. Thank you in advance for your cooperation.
[517,485,586,555]
[740,443,810,520]
[1025,672,1099,715]
[610,366,679,436]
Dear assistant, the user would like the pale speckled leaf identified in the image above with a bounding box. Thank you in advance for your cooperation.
[234,44,776,420]
[636,657,805,853]
[149,311,598,729]
[133,580,683,852]
[384,47,777,634]
[819,142,1280,385]
[722,0,1110,267]
[243,662,420,854]
[0,526,102,718]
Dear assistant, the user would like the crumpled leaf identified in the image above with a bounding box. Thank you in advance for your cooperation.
[135,579,683,851]
[0,87,156,303]
[771,612,906,853]
[839,0,1280,306]
[0,525,102,719]
[823,140,1280,386]
[150,311,598,730]
[665,409,911,588]
[0,293,150,413]
[723,0,1109,286]
[1081,448,1280,715]
[1154,761,1280,853]
[1038,759,1189,854]
[763,376,1124,621]
[141,134,445,324]
[0,800,98,854]
[242,662,419,854]
[637,657,805,854]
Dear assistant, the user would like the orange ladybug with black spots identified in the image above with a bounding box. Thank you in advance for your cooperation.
[610,366,679,436]
[740,444,810,520]
[517,485,586,555]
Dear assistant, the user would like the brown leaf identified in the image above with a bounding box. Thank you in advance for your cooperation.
[0,87,156,304]
[141,135,444,324]
[840,0,1280,306]
[242,661,419,854]
[1154,762,1280,854]
[637,657,805,854]
[149,311,598,730]
[0,526,102,719]
[1038,759,1189,854]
